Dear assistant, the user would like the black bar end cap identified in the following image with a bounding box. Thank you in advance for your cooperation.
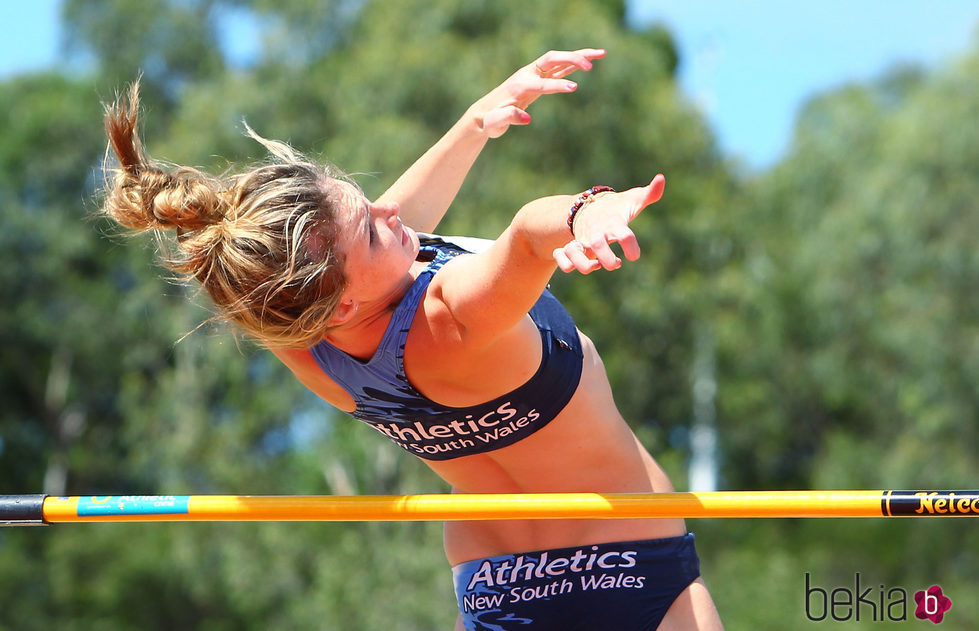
[0,495,47,526]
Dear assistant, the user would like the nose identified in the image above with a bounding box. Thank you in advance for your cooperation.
[377,201,400,227]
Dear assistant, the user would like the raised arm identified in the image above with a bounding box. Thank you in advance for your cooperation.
[376,49,606,233]
[431,175,666,347]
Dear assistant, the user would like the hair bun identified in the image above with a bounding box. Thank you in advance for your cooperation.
[140,167,226,231]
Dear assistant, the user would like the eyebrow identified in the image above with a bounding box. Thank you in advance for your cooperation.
[361,199,370,244]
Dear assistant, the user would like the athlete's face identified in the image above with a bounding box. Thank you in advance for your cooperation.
[334,181,419,307]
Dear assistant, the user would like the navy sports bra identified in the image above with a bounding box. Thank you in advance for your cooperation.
[309,236,583,461]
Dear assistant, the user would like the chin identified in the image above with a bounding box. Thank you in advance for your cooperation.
[407,226,419,253]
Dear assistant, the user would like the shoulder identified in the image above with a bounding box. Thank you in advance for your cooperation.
[267,346,356,412]
[269,346,319,371]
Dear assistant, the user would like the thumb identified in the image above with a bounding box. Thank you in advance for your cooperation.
[626,174,666,222]
[482,106,532,138]
[643,174,666,206]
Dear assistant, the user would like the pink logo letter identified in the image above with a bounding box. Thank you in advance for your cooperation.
[914,585,951,624]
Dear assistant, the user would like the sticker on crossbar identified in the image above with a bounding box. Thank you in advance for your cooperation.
[77,496,190,516]
[882,491,979,516]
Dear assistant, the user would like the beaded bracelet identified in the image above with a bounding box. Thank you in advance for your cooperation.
[567,186,615,236]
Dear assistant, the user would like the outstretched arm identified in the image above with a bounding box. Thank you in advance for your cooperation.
[376,49,606,233]
[432,175,666,347]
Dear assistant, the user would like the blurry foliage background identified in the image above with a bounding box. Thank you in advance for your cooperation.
[1,1,977,629]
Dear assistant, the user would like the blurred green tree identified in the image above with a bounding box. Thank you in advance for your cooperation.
[3,1,978,629]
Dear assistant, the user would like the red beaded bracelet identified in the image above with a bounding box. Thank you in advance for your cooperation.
[567,186,615,236]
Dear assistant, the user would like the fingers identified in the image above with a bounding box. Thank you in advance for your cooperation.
[582,235,622,270]
[532,77,579,95]
[552,236,634,275]
[534,49,606,78]
[578,48,607,61]
[552,246,575,273]
[511,77,577,113]
[609,228,641,262]
[505,48,604,116]
[552,241,601,274]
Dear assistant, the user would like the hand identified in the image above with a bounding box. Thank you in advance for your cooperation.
[474,48,606,139]
[552,175,666,274]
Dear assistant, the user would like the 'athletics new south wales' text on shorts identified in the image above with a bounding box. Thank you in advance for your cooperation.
[453,534,702,631]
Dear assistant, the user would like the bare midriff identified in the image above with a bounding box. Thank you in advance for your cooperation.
[425,331,686,566]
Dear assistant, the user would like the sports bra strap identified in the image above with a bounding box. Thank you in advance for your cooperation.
[369,243,460,368]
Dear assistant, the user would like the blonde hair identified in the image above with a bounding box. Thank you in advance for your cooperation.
[101,82,349,348]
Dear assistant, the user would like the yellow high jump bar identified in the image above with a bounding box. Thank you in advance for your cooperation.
[2,491,978,526]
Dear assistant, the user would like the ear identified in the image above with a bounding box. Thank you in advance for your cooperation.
[328,298,359,327]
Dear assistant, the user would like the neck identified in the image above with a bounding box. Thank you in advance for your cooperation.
[323,259,428,357]
[324,312,390,361]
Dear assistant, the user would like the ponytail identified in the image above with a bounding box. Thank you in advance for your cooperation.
[102,82,226,234]
[99,82,349,348]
